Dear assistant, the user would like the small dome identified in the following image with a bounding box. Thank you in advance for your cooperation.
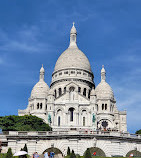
[31,80,49,98]
[95,81,114,100]
[54,47,92,72]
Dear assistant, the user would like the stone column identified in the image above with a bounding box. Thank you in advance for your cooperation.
[27,140,37,156]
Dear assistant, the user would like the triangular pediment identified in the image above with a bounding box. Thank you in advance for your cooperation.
[55,90,90,104]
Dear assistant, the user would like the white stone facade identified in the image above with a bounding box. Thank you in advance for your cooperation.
[18,24,127,132]
[2,131,141,157]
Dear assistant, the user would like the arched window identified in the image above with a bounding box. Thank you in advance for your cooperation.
[102,104,104,110]
[58,116,61,126]
[30,105,32,110]
[97,105,98,111]
[83,88,86,96]
[69,87,75,101]
[40,103,42,109]
[64,87,66,93]
[59,88,62,96]
[37,103,39,109]
[88,90,91,99]
[32,104,34,110]
[46,104,47,110]
[69,108,74,122]
[78,87,81,93]
[83,117,85,126]
[54,90,57,98]
[105,104,107,110]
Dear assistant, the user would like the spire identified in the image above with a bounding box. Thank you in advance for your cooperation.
[69,22,77,48]
[40,64,45,81]
[101,65,106,81]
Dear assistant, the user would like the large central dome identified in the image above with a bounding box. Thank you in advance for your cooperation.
[51,23,94,88]
[54,23,92,73]
[54,47,92,72]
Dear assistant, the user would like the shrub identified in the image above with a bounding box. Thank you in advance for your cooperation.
[67,147,70,155]
[23,144,28,152]
[6,148,12,158]
[84,148,91,158]
[70,150,76,158]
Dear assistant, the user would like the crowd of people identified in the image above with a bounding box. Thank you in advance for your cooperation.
[32,151,55,158]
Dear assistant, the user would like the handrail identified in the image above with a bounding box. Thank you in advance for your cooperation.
[2,131,139,139]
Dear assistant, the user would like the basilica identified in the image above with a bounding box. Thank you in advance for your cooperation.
[18,24,127,132]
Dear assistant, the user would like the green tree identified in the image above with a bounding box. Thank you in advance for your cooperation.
[70,150,76,158]
[84,148,92,158]
[136,129,141,134]
[0,115,51,131]
[6,148,12,158]
[67,147,70,155]
[23,144,28,152]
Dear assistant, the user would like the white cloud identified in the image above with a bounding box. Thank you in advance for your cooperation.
[0,26,54,54]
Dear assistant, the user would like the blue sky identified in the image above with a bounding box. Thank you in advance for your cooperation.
[0,0,141,133]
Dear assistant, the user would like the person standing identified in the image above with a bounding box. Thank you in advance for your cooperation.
[33,152,39,158]
[44,152,49,158]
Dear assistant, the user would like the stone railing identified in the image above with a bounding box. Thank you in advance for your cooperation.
[5,131,141,139]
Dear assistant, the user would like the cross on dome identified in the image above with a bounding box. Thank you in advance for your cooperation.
[73,22,75,27]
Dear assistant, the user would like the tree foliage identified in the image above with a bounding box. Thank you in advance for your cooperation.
[84,148,92,158]
[136,129,141,134]
[67,147,70,155]
[0,115,51,131]
[70,150,76,158]
[6,148,12,158]
[22,144,28,152]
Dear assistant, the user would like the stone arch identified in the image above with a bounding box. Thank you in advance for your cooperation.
[69,86,75,101]
[37,103,39,109]
[97,119,114,130]
[58,87,62,96]
[67,83,78,92]
[126,150,141,157]
[39,141,64,156]
[54,89,57,98]
[43,147,63,154]
[55,107,64,113]
[83,88,87,96]
[79,107,89,114]
[80,108,89,127]
[56,108,64,126]
[84,147,106,157]
[68,107,75,122]
[40,103,42,109]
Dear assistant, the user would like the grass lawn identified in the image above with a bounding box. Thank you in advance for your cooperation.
[65,156,141,158]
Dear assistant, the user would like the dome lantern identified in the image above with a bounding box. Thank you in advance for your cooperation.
[69,22,77,48]
[101,65,106,81]
[40,64,45,81]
